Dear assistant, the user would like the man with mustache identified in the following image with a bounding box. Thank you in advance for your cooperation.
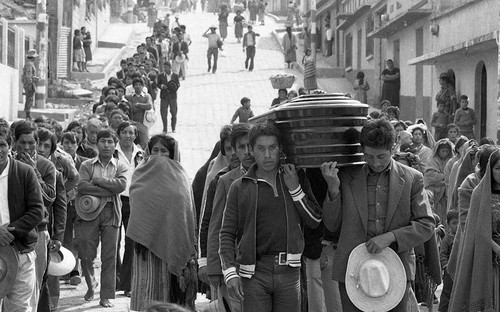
[205,123,254,312]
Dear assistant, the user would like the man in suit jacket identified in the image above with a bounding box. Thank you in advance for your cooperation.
[157,61,180,133]
[0,128,44,311]
[321,118,435,311]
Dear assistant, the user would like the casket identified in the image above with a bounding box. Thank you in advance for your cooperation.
[249,93,369,167]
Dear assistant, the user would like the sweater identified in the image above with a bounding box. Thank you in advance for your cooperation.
[219,164,321,283]
[7,156,44,253]
[453,107,476,135]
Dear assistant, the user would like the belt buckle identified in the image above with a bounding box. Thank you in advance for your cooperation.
[278,252,287,265]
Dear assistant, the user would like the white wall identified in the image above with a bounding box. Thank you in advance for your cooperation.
[0,64,21,121]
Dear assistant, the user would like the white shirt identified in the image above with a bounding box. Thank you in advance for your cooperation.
[326,28,333,41]
[115,143,143,197]
[0,157,11,225]
[125,85,148,96]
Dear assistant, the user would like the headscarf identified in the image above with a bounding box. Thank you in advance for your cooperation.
[449,152,497,312]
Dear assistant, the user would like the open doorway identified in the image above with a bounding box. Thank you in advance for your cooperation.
[475,61,487,139]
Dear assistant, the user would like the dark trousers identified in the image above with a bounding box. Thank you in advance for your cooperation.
[63,202,79,275]
[438,269,453,311]
[339,281,414,311]
[241,257,300,312]
[117,196,133,292]
[76,204,119,299]
[160,96,178,132]
[24,84,35,118]
[326,39,333,56]
[207,48,218,73]
[245,46,256,70]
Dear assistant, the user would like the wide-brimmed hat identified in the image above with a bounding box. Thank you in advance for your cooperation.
[209,24,218,29]
[47,246,76,276]
[75,194,101,221]
[27,49,38,58]
[143,109,156,128]
[0,246,18,299]
[345,244,406,312]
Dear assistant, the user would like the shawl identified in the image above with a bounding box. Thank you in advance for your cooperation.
[424,139,453,191]
[127,156,196,277]
[447,142,475,211]
[199,151,228,229]
[448,146,476,212]
[449,158,494,312]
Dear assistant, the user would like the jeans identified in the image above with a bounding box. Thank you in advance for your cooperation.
[118,196,133,292]
[207,48,218,73]
[339,281,415,312]
[320,245,342,312]
[31,230,49,309]
[0,250,37,312]
[241,257,300,312]
[160,96,178,132]
[76,204,119,300]
[245,46,256,70]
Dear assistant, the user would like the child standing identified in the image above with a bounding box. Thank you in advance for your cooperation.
[431,101,451,140]
[353,71,370,103]
[230,97,254,123]
[438,210,459,312]
[453,95,477,139]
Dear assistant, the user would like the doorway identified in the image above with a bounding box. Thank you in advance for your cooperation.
[475,61,487,139]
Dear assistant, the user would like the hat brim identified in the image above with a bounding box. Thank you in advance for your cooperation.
[75,194,102,221]
[0,246,18,299]
[48,246,76,276]
[345,244,406,312]
[143,110,156,127]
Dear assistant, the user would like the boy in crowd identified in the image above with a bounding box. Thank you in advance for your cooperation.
[446,123,459,144]
[439,210,459,312]
[453,95,477,139]
[230,97,254,124]
[431,101,450,141]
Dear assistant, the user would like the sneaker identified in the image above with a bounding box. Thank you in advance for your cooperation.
[70,275,82,286]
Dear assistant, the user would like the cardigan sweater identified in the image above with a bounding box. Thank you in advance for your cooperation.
[7,156,44,253]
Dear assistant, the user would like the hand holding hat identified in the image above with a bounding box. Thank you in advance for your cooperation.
[0,225,15,247]
[365,232,396,254]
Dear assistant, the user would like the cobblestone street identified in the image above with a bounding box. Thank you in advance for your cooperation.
[56,8,304,312]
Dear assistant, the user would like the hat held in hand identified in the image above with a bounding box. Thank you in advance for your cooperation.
[0,245,18,299]
[48,246,76,276]
[346,243,406,312]
[75,194,102,221]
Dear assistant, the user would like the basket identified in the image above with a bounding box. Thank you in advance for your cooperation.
[270,75,295,89]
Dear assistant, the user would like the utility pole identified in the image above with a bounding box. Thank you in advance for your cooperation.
[35,0,48,109]
[497,4,500,144]
[310,0,317,60]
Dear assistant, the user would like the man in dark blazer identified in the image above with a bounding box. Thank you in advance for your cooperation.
[321,118,435,311]
[157,61,180,133]
[0,128,44,310]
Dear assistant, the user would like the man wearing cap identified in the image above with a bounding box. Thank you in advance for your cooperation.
[219,122,322,312]
[0,127,44,312]
[76,129,127,308]
[22,50,39,120]
[321,118,435,310]
[242,25,260,71]
[203,25,222,73]
[157,62,180,133]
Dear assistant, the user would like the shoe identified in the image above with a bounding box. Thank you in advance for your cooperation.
[70,275,82,286]
[245,63,248,69]
[207,66,211,72]
[172,129,176,133]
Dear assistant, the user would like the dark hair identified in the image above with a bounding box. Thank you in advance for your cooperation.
[460,95,469,101]
[240,97,250,105]
[478,145,498,178]
[248,121,282,148]
[454,135,469,154]
[163,61,172,67]
[356,71,365,85]
[104,86,117,97]
[14,121,37,142]
[61,132,78,145]
[0,127,11,146]
[479,137,495,146]
[298,87,306,95]
[393,121,406,130]
[446,123,458,132]
[96,129,118,144]
[230,123,252,148]
[116,121,138,137]
[50,121,63,143]
[145,301,191,312]
[369,111,380,119]
[37,128,57,155]
[132,77,144,86]
[360,119,395,150]
[147,134,176,159]
[386,106,400,119]
[120,59,127,65]
[104,95,120,105]
[489,150,500,187]
[278,88,288,96]
[219,125,233,156]
[66,121,85,140]
[110,110,124,119]
[107,77,120,87]
[446,210,459,224]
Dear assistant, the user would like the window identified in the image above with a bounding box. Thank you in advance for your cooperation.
[345,33,353,68]
[365,15,374,57]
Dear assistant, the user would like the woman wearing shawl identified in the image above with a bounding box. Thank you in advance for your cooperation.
[282,26,297,68]
[407,124,433,173]
[128,134,197,310]
[424,139,454,224]
[302,48,317,92]
[449,149,500,312]
[444,136,468,192]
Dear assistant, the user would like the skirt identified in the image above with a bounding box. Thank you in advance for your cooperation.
[219,21,228,39]
[130,244,197,311]
[73,49,85,62]
[235,22,243,38]
[83,46,92,61]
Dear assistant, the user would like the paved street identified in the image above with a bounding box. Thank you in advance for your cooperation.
[57,8,304,312]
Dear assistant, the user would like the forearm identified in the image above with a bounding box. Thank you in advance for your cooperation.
[95,177,127,194]
[78,181,115,197]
